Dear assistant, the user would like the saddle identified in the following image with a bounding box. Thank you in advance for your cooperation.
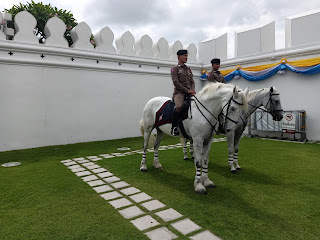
[155,96,191,139]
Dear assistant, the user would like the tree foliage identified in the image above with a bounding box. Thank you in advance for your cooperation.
[5,1,78,46]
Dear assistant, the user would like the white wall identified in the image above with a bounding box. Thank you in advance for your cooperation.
[1,9,320,151]
[0,56,201,151]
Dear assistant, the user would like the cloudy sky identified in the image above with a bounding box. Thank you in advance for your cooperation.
[1,0,320,58]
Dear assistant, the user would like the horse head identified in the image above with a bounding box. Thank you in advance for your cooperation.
[222,86,249,133]
[263,87,283,121]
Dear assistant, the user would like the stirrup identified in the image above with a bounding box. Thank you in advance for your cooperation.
[171,127,180,136]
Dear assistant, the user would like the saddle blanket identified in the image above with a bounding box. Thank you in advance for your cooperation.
[155,100,175,127]
[155,100,189,128]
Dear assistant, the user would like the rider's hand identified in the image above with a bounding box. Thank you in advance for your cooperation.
[188,89,196,95]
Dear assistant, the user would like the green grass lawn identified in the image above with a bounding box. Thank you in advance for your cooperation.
[1,136,320,240]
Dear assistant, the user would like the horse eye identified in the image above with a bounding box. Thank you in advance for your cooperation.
[231,106,236,111]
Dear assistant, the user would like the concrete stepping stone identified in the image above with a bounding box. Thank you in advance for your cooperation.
[91,168,108,173]
[97,172,113,178]
[86,164,100,170]
[111,153,126,157]
[61,159,72,163]
[68,165,82,169]
[130,215,160,231]
[93,185,113,193]
[75,171,91,176]
[87,156,98,159]
[87,180,105,186]
[123,152,134,155]
[103,176,121,183]
[82,175,98,182]
[73,157,85,161]
[171,218,201,235]
[132,150,144,154]
[129,192,152,203]
[100,191,122,200]
[145,227,178,240]
[64,161,77,166]
[117,147,131,151]
[118,206,145,219]
[141,200,166,211]
[109,198,132,209]
[120,187,141,196]
[99,154,111,157]
[189,230,221,240]
[111,181,130,189]
[76,160,90,163]
[102,155,115,159]
[91,158,103,161]
[82,162,95,167]
[155,208,183,222]
[71,167,86,173]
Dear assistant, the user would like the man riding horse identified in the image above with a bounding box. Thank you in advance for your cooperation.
[171,49,196,136]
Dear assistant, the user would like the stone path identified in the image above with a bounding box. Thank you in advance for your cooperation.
[61,139,226,240]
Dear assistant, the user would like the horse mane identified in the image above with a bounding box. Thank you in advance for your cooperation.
[196,82,235,100]
[247,88,270,102]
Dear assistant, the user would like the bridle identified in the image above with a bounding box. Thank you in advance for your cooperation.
[192,94,244,134]
[244,89,283,126]
[248,90,283,116]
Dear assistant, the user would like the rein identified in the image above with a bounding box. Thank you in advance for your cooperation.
[191,95,243,134]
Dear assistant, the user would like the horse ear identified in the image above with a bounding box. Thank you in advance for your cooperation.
[244,87,249,96]
[233,86,239,97]
[270,86,274,92]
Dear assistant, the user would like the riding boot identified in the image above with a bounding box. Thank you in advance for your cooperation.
[171,108,180,136]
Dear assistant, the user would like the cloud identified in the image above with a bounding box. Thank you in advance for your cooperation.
[2,0,320,59]
[87,0,171,27]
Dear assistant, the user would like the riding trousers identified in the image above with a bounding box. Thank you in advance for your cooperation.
[173,93,185,112]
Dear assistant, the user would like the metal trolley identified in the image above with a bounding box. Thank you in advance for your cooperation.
[249,110,307,142]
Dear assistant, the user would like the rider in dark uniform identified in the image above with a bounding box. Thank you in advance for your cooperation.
[207,58,226,83]
[208,58,226,134]
[170,49,196,136]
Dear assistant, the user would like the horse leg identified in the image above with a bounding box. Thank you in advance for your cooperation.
[153,130,164,170]
[189,140,195,159]
[233,134,242,170]
[201,139,216,188]
[226,131,237,173]
[140,126,153,172]
[193,140,207,194]
[182,138,189,160]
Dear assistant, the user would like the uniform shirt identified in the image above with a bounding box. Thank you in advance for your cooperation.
[171,65,195,96]
[207,70,226,83]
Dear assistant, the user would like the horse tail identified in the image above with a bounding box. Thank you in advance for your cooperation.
[139,119,155,148]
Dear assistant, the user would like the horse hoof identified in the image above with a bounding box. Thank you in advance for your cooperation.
[183,157,189,161]
[157,167,163,170]
[196,190,207,195]
[207,184,216,189]
[140,168,148,172]
[231,170,238,174]
[191,156,195,160]
[236,168,242,171]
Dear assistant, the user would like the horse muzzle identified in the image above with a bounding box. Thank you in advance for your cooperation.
[272,112,284,121]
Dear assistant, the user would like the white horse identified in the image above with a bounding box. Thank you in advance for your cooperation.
[182,87,283,173]
[139,83,248,194]
[226,87,283,173]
